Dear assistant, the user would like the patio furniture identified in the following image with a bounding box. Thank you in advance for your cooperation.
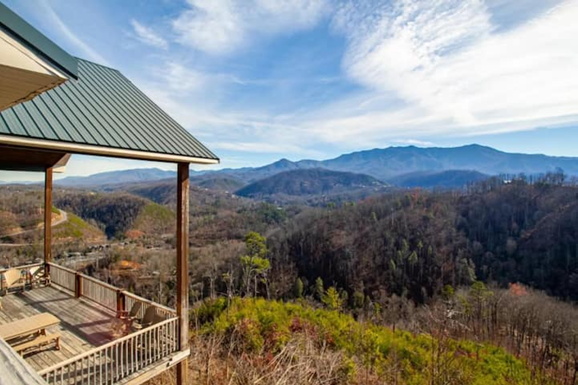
[27,265,46,287]
[1,269,26,295]
[13,333,61,356]
[119,301,143,322]
[0,313,60,342]
[133,306,164,331]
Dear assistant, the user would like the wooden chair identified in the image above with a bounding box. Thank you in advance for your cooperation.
[114,302,143,338]
[27,265,46,287]
[119,301,143,322]
[132,306,164,331]
[1,269,26,295]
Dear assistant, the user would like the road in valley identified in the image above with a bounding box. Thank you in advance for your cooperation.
[0,210,68,238]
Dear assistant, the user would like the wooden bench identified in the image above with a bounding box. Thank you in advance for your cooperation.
[12,333,61,356]
[0,313,60,341]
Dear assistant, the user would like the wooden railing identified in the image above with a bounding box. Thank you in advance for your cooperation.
[0,262,43,275]
[81,275,118,312]
[39,316,180,385]
[48,263,76,293]
[124,292,176,320]
[48,262,176,318]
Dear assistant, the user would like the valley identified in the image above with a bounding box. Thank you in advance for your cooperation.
[2,145,578,384]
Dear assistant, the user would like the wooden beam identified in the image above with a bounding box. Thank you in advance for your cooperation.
[176,162,190,384]
[0,145,68,172]
[44,166,53,280]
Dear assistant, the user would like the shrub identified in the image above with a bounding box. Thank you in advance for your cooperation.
[193,297,549,384]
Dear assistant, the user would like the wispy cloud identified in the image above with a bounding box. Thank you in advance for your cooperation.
[172,0,330,55]
[130,20,168,50]
[209,141,314,155]
[161,0,578,154]
[39,0,110,65]
[311,0,578,145]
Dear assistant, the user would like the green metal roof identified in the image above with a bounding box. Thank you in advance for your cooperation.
[0,59,219,163]
[0,1,77,79]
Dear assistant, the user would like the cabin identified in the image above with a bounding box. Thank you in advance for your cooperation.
[0,3,219,384]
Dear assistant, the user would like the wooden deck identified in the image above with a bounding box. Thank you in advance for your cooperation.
[0,285,116,372]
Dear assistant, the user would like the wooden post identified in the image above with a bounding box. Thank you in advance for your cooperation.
[176,163,189,384]
[116,290,125,316]
[75,273,82,298]
[44,166,53,281]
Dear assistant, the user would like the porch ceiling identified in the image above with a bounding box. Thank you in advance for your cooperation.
[0,144,69,172]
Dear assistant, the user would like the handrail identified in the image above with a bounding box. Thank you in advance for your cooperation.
[123,291,176,316]
[46,262,76,275]
[81,274,118,311]
[39,317,180,384]
[0,262,43,274]
[48,262,177,318]
[48,263,75,293]
[80,274,119,292]
[39,317,177,373]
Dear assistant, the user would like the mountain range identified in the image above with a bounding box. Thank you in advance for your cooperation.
[216,144,578,183]
[54,168,177,187]
[5,144,578,192]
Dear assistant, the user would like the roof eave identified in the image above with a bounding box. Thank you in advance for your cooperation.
[0,134,220,165]
[0,2,78,79]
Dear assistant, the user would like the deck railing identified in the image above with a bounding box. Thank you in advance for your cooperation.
[0,262,44,275]
[124,292,176,320]
[48,263,76,292]
[39,316,179,385]
[42,262,181,384]
[81,275,118,312]
[48,262,176,318]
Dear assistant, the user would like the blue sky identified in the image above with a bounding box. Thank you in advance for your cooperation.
[1,0,578,181]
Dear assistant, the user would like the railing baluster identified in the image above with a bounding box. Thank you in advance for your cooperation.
[130,337,138,372]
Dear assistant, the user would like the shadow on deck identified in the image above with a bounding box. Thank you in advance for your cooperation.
[0,285,114,371]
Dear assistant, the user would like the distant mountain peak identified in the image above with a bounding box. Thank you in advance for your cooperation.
[55,168,177,187]
[21,144,578,191]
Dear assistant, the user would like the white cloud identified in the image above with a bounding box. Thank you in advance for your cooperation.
[39,0,110,65]
[130,20,168,50]
[164,0,578,154]
[209,141,310,154]
[313,0,578,145]
[172,0,330,55]
[98,0,578,169]
[161,62,206,92]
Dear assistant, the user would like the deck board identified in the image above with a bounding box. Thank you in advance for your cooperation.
[0,285,116,371]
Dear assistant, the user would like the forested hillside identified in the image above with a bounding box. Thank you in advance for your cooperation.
[236,168,386,200]
[4,174,578,384]
[266,175,578,302]
[388,169,489,188]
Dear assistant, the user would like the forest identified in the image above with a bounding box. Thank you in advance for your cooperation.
[2,173,578,383]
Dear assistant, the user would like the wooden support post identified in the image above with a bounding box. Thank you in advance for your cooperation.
[116,290,125,316]
[75,273,82,298]
[176,163,190,384]
[44,167,53,281]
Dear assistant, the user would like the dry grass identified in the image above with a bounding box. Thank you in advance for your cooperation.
[149,333,362,385]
